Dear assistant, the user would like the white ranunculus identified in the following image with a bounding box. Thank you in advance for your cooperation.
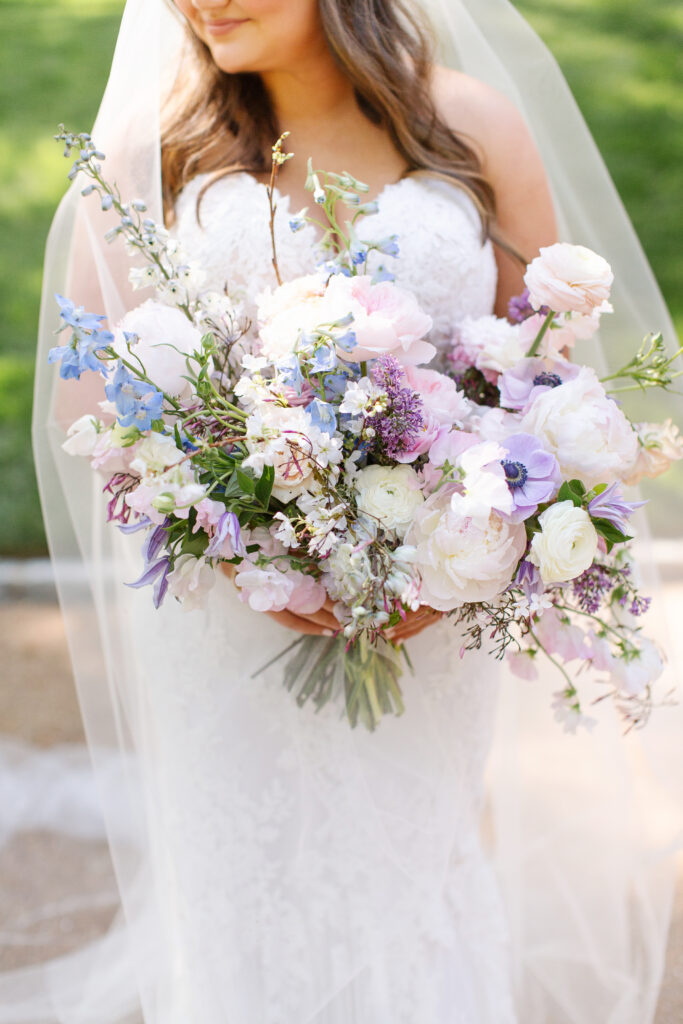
[611,638,664,696]
[524,243,614,315]
[528,501,598,584]
[519,366,638,489]
[405,487,527,611]
[166,554,215,611]
[116,300,204,400]
[622,418,683,485]
[354,464,424,538]
[62,414,102,456]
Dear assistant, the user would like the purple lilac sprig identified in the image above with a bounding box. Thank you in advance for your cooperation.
[365,356,424,459]
[507,288,550,324]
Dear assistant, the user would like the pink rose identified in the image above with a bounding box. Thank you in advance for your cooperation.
[524,243,613,316]
[325,274,435,365]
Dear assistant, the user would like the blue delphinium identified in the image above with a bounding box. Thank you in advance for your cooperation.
[48,294,114,379]
[306,397,337,436]
[105,361,164,431]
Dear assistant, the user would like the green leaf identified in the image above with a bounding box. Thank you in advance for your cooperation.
[255,464,275,508]
[236,467,256,494]
[592,517,632,552]
[557,479,586,507]
[180,531,208,557]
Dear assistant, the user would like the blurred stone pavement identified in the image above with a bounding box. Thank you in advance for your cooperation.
[0,559,681,1020]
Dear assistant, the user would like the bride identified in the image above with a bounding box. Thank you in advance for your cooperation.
[24,0,681,1022]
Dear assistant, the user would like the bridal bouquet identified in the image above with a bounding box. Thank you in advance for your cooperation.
[49,127,682,731]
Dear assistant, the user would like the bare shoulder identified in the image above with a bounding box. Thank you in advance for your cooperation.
[430,66,534,173]
[430,66,557,312]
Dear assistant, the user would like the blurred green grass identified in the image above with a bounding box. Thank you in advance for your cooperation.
[1,0,681,554]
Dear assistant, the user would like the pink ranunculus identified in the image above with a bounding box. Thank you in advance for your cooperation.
[402,365,469,425]
[524,243,614,316]
[325,274,435,366]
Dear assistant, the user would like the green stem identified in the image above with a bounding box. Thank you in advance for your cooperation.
[524,309,556,358]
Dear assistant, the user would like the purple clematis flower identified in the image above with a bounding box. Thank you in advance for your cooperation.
[206,510,242,559]
[498,357,580,411]
[587,482,647,533]
[500,433,562,522]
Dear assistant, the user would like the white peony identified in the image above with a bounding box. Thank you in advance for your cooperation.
[354,464,424,538]
[406,487,527,610]
[519,366,638,489]
[524,243,614,316]
[622,419,683,485]
[528,501,598,584]
[166,554,215,611]
[116,300,204,400]
[257,274,329,362]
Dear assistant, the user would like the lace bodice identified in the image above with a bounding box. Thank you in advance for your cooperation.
[173,171,498,348]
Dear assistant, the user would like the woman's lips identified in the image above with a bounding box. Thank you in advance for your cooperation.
[203,17,249,36]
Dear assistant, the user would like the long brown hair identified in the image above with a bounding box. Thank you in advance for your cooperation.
[162,0,511,253]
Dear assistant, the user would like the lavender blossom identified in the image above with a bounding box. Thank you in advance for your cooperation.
[365,356,424,458]
[572,564,614,614]
[507,288,549,324]
[587,482,647,534]
[500,433,562,521]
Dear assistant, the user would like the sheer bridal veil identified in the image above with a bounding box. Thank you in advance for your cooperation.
[10,0,682,1020]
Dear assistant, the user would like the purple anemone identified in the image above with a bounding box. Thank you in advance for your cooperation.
[500,433,562,522]
[498,357,580,412]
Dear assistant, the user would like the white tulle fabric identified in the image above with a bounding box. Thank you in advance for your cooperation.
[14,0,682,1021]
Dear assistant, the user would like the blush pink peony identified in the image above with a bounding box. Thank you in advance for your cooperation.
[325,274,435,365]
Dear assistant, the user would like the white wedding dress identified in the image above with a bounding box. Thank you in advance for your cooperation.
[114,170,518,1023]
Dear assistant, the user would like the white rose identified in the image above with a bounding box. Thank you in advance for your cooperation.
[524,243,614,315]
[622,419,683,485]
[528,501,598,584]
[62,414,102,457]
[116,300,204,400]
[166,554,215,611]
[519,366,638,489]
[354,464,424,538]
[611,638,664,696]
[405,487,527,610]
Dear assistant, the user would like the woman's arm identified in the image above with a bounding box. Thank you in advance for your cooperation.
[433,68,558,313]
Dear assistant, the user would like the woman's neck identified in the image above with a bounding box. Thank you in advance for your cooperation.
[261,51,357,131]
